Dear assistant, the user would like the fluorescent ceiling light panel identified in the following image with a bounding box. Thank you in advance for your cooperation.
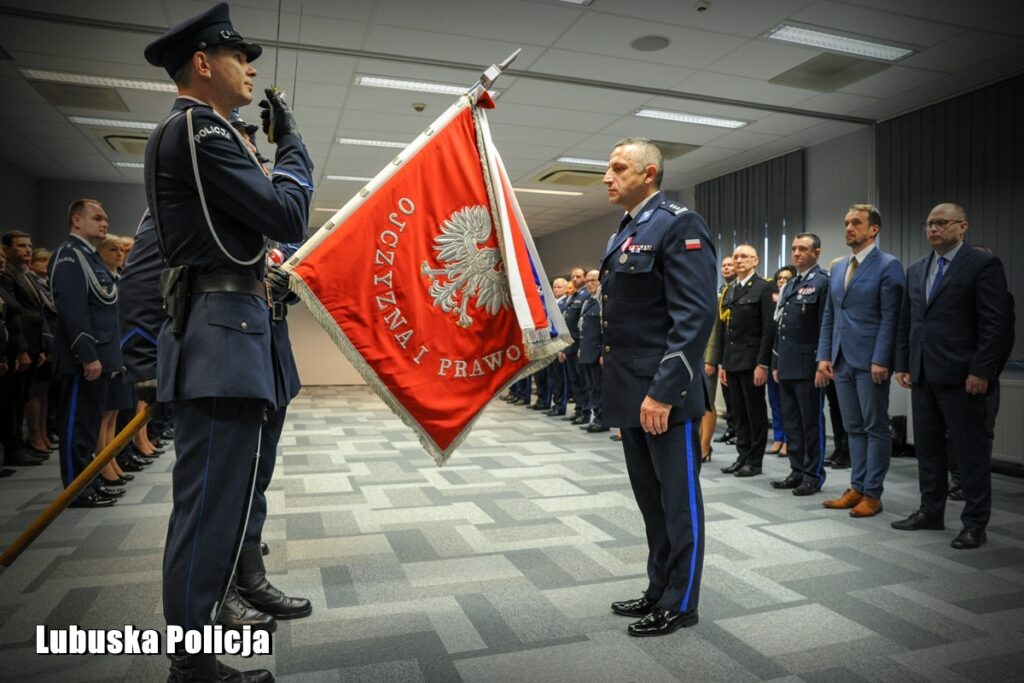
[112,161,144,168]
[556,156,607,167]
[766,24,914,61]
[21,68,177,92]
[634,108,746,129]
[336,137,407,148]
[68,116,158,130]
[325,175,372,182]
[355,74,500,97]
[513,188,583,196]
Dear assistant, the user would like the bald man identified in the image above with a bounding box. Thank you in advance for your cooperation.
[893,203,1011,549]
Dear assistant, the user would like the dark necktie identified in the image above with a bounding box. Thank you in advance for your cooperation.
[928,256,946,302]
[618,213,632,231]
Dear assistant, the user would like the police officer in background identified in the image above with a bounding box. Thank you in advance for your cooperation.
[601,137,717,637]
[50,199,124,507]
[560,267,590,424]
[143,3,313,681]
[771,234,830,496]
[718,245,776,478]
[577,269,607,432]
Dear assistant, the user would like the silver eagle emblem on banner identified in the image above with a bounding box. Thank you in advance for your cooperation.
[421,205,511,328]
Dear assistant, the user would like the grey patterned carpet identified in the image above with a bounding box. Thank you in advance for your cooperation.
[2,385,1023,682]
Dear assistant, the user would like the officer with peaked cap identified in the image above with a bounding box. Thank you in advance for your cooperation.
[143,3,313,681]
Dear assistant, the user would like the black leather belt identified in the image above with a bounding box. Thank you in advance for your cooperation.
[191,274,266,299]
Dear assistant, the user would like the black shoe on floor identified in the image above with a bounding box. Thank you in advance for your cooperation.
[947,486,965,501]
[97,486,126,498]
[734,465,762,477]
[627,608,698,637]
[69,492,116,508]
[830,457,850,470]
[545,408,566,417]
[951,526,986,549]
[610,433,622,442]
[792,482,820,496]
[714,430,736,443]
[586,422,610,433]
[720,460,743,474]
[891,511,945,531]
[771,475,802,489]
[216,586,277,633]
[611,595,658,618]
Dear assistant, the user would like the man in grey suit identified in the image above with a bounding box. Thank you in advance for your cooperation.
[817,204,905,518]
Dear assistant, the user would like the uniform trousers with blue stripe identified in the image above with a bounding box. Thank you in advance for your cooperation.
[163,397,264,631]
[243,404,286,548]
[621,419,704,614]
[57,373,110,496]
[778,379,827,488]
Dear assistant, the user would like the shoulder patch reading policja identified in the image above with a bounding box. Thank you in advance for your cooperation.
[193,124,232,144]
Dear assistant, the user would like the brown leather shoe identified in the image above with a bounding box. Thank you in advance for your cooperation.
[822,488,862,509]
[849,495,883,518]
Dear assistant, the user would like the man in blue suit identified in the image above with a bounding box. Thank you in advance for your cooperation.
[817,204,905,518]
[892,204,1011,549]
[144,3,313,680]
[601,137,717,637]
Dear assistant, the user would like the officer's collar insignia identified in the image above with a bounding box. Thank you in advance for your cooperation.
[638,209,654,224]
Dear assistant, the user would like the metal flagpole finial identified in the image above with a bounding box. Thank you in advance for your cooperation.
[479,48,521,90]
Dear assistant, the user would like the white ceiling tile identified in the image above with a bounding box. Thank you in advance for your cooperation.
[526,49,696,91]
[500,80,637,116]
[0,0,169,25]
[796,91,882,115]
[552,12,748,70]
[702,129,781,151]
[901,31,1024,73]
[705,40,822,81]
[361,24,541,70]
[676,71,819,107]
[487,102,618,135]
[838,0,1020,26]
[980,4,1024,36]
[839,65,947,98]
[587,0,812,38]
[372,0,581,45]
[742,113,826,135]
[791,1,963,47]
[598,116,741,146]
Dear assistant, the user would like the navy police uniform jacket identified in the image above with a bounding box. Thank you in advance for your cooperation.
[562,288,590,354]
[772,265,829,381]
[578,294,602,365]
[716,275,776,373]
[599,193,718,428]
[118,212,163,383]
[49,234,123,375]
[146,97,312,405]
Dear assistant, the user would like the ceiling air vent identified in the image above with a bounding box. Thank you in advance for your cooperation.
[28,82,128,111]
[104,135,149,155]
[536,169,605,187]
[770,53,888,92]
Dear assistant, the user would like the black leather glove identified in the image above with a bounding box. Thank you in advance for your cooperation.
[267,265,298,305]
[258,87,298,144]
[134,379,157,404]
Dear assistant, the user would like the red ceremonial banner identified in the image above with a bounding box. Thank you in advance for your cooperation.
[292,107,536,460]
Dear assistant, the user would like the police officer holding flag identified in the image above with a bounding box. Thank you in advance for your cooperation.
[143,3,312,680]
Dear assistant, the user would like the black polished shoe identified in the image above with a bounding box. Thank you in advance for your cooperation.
[545,408,567,417]
[720,460,743,474]
[792,482,820,496]
[236,545,312,619]
[586,422,610,433]
[99,474,128,487]
[69,492,117,508]
[611,595,658,618]
[120,473,136,482]
[829,456,850,470]
[12,449,45,466]
[529,403,550,411]
[947,486,965,501]
[562,413,581,422]
[610,433,622,442]
[714,429,736,443]
[119,459,144,472]
[951,526,986,549]
[216,661,275,683]
[97,486,126,498]
[891,511,945,531]
[734,465,762,477]
[627,608,699,637]
[216,585,277,632]
[771,475,802,489]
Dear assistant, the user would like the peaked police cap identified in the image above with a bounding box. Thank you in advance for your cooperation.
[144,2,262,79]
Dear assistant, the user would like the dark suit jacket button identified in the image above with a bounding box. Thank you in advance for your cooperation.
[604,345,610,353]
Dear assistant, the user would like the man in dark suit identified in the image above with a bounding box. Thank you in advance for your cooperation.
[817,204,905,518]
[144,3,313,680]
[718,245,776,478]
[560,267,590,424]
[892,204,1010,549]
[771,234,830,495]
[601,137,717,637]
[711,256,738,445]
[544,277,569,417]
[578,269,607,432]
